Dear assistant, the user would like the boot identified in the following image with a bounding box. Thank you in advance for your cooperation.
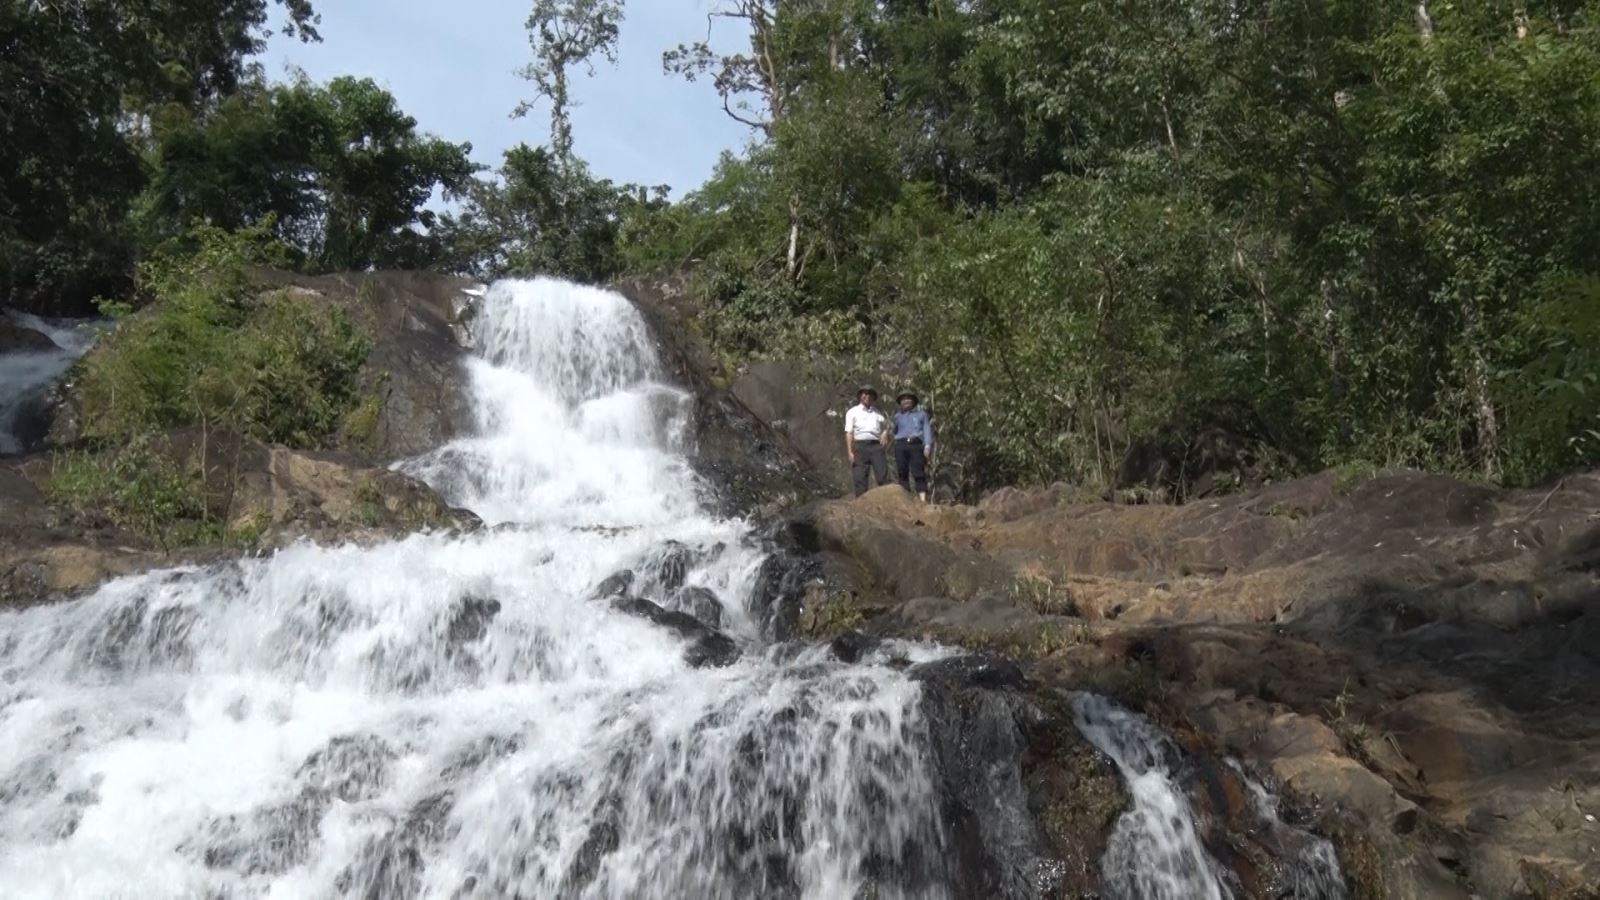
[917,491,928,504]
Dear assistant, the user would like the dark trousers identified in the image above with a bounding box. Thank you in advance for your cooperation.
[895,439,929,493]
[852,440,889,496]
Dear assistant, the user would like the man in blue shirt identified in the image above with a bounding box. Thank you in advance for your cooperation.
[891,391,934,502]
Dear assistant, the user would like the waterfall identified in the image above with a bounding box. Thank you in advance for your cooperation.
[0,279,949,898]
[1073,694,1233,900]
[0,278,1347,898]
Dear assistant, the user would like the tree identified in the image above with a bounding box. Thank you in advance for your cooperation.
[436,144,653,283]
[310,77,478,271]
[138,76,477,272]
[664,0,847,277]
[663,0,784,132]
[0,0,320,313]
[516,0,624,160]
[624,0,1600,490]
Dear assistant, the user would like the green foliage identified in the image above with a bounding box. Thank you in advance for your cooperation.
[48,436,280,551]
[352,476,385,528]
[48,439,214,550]
[900,169,1298,487]
[2,2,478,313]
[138,75,478,272]
[437,144,652,283]
[341,383,386,455]
[1502,276,1600,482]
[76,224,370,447]
[15,0,1600,494]
[0,0,319,314]
[1332,460,1382,496]
[625,0,1600,491]
[516,0,624,160]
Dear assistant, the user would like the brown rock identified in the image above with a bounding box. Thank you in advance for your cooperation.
[253,271,479,463]
[805,465,1600,897]
[1,429,472,607]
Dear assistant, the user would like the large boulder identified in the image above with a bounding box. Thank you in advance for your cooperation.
[909,655,1095,897]
[0,318,59,353]
[252,270,479,462]
[167,427,477,542]
[807,486,1013,607]
[44,270,479,462]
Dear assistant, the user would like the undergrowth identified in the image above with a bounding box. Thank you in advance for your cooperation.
[76,223,371,448]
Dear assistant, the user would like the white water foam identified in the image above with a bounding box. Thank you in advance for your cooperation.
[1073,694,1350,900]
[0,279,949,898]
[1231,760,1350,899]
[0,310,102,455]
[1073,693,1233,900]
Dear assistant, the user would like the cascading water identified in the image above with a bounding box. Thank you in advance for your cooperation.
[1073,694,1349,900]
[0,279,950,898]
[0,311,102,455]
[1073,694,1233,900]
[1,278,1349,899]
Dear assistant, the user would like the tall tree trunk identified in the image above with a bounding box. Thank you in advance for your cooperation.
[786,195,800,279]
[1460,293,1501,480]
[1159,94,1182,172]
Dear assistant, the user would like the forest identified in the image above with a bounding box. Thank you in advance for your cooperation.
[6,0,1599,493]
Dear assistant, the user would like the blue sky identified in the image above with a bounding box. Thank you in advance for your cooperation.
[264,1,752,196]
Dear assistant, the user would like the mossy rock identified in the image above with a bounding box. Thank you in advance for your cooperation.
[1019,688,1127,896]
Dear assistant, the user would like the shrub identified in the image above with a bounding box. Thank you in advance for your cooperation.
[48,438,214,550]
[75,224,370,448]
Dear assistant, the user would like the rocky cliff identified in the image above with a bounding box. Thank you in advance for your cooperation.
[787,475,1600,898]
[606,273,1600,897]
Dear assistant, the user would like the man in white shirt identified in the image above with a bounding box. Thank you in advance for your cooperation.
[844,385,891,497]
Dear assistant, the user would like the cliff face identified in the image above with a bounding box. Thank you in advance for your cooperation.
[612,273,829,517]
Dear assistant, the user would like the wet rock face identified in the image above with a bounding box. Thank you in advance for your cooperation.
[194,734,398,877]
[609,597,740,669]
[748,543,813,642]
[0,319,58,354]
[671,586,724,629]
[636,540,693,594]
[591,569,634,600]
[614,275,827,517]
[909,655,1119,899]
[445,596,501,645]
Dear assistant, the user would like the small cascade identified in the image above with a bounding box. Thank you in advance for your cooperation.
[0,310,101,454]
[0,279,952,898]
[1074,693,1349,900]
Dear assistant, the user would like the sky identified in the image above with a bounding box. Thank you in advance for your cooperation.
[263,1,753,196]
